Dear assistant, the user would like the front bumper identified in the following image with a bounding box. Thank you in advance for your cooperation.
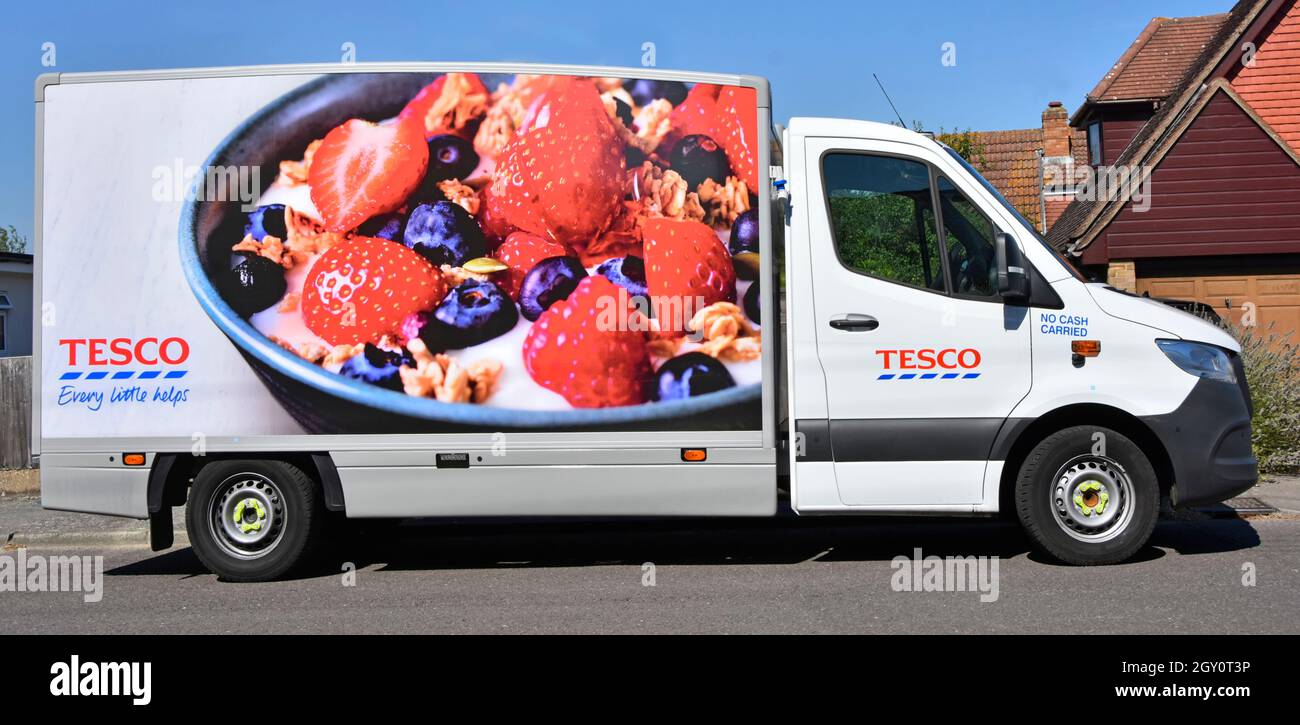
[1141,376,1257,508]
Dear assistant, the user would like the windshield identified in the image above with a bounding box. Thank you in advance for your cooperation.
[941,145,1087,282]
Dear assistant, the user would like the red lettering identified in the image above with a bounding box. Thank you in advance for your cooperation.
[876,347,981,372]
[159,337,189,365]
[59,336,190,367]
[59,339,85,366]
[133,338,159,365]
[87,339,108,366]
[108,338,133,366]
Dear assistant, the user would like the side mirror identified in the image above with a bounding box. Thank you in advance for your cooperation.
[995,231,1031,300]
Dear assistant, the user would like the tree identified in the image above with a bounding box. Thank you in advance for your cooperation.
[905,121,988,170]
[0,225,29,254]
[934,128,986,170]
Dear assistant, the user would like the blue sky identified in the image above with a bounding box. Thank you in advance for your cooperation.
[2,0,1231,246]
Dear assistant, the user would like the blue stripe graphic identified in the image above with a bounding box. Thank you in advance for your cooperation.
[56,370,189,381]
[876,371,982,380]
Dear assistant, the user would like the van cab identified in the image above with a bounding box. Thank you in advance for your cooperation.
[783,118,1257,563]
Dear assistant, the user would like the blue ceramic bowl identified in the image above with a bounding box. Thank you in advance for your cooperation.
[179,71,761,434]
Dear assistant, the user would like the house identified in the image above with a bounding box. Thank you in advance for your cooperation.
[968,103,1090,232]
[0,252,34,357]
[1048,0,1300,334]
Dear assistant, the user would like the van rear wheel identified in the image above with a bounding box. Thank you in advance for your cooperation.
[185,460,323,582]
[1014,426,1158,565]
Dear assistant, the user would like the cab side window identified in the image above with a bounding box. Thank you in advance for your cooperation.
[822,153,944,291]
[936,176,998,298]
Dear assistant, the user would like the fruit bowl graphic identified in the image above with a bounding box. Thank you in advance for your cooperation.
[180,70,762,434]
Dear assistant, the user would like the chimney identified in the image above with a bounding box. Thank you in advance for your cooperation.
[1041,100,1071,160]
[1039,101,1076,233]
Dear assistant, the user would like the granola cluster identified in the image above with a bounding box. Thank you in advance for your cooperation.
[648,302,762,362]
[230,206,345,271]
[399,338,502,403]
[277,139,320,188]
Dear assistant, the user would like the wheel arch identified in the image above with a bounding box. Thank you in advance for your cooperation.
[147,452,344,517]
[995,403,1174,515]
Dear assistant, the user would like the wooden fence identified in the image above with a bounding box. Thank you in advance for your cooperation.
[0,356,33,469]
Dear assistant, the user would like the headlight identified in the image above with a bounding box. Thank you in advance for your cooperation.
[1156,340,1236,383]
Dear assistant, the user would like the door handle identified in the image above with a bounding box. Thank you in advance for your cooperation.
[829,314,879,331]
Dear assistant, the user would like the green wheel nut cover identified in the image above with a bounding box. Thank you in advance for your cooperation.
[233,498,267,533]
[1074,481,1105,516]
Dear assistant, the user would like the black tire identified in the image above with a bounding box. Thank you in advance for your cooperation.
[1014,426,1158,565]
[185,460,324,582]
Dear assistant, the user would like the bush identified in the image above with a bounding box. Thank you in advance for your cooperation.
[1228,323,1300,474]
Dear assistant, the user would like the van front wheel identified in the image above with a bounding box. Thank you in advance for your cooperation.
[1014,426,1158,565]
[185,460,323,582]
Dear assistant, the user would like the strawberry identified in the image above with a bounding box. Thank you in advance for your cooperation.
[714,87,759,190]
[492,231,569,300]
[483,78,625,248]
[302,236,448,346]
[643,218,736,335]
[523,276,652,408]
[398,72,490,140]
[309,119,429,233]
[659,83,721,155]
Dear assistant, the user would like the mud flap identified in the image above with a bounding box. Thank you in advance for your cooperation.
[149,509,173,552]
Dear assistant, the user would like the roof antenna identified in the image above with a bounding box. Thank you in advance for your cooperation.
[873,73,907,128]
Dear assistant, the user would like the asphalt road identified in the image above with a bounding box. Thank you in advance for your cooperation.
[3,514,1298,634]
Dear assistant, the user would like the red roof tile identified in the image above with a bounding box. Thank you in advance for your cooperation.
[1087,13,1230,103]
[968,127,1088,228]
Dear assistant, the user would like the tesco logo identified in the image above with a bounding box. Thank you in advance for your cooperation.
[875,348,981,370]
[59,337,191,367]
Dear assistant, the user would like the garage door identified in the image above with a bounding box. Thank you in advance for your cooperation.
[1136,273,1300,337]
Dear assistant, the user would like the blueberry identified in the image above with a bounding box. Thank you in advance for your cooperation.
[626,79,688,107]
[670,135,731,189]
[743,281,760,325]
[402,201,487,266]
[244,204,287,241]
[419,279,518,350]
[728,208,760,255]
[596,255,648,297]
[224,253,286,316]
[596,255,650,315]
[426,134,478,183]
[519,256,588,322]
[339,344,413,391]
[357,212,406,241]
[654,352,736,401]
[612,97,635,127]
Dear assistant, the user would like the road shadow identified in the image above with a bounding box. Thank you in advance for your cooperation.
[105,513,1262,580]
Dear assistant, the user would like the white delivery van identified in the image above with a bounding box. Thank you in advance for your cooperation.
[32,63,1257,580]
